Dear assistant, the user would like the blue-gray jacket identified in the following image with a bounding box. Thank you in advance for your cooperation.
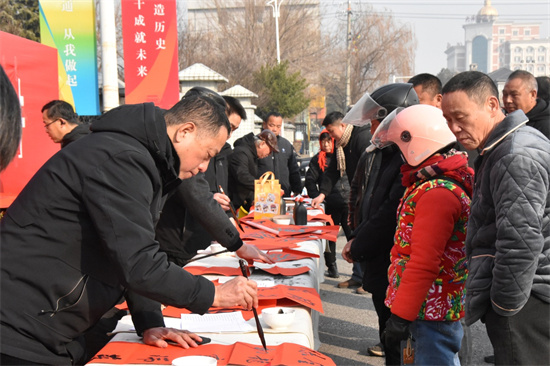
[465,110,550,325]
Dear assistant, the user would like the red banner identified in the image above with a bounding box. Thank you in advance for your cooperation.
[121,0,179,108]
[0,31,60,208]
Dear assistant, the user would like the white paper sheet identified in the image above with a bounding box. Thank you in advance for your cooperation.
[180,312,254,333]
[216,276,275,287]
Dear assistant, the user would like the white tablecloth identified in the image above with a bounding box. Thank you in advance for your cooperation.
[91,221,328,365]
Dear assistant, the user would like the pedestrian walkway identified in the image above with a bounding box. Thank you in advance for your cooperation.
[318,235,493,366]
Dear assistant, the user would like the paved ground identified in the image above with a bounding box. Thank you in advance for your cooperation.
[317,235,494,366]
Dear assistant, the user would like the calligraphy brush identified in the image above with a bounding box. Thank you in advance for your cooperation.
[185,248,230,264]
[219,185,245,232]
[238,259,268,352]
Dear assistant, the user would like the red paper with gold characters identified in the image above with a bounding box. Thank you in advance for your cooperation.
[88,341,336,366]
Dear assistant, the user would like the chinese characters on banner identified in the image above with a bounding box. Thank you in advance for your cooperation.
[121,0,179,108]
[39,0,100,115]
[89,341,336,366]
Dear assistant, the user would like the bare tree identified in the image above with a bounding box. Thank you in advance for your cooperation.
[322,4,416,111]
[179,1,414,117]
[180,0,330,96]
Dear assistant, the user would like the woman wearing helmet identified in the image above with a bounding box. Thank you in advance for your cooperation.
[372,104,474,365]
[342,83,418,357]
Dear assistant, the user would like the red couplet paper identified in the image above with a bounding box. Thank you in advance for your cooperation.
[267,342,336,366]
[88,342,335,366]
[88,342,232,365]
[240,230,302,250]
[185,266,241,276]
[241,222,339,246]
[307,212,334,225]
[264,248,320,263]
[185,259,310,276]
[258,266,310,276]
[258,220,325,236]
[258,285,324,313]
[162,299,279,321]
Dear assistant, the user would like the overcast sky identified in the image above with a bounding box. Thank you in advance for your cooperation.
[321,0,550,75]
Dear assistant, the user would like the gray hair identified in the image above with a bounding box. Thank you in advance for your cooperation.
[508,70,538,92]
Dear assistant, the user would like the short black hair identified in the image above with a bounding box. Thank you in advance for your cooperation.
[442,71,499,107]
[183,86,228,114]
[265,111,282,122]
[408,73,442,95]
[223,96,246,120]
[322,111,344,127]
[166,94,230,138]
[0,65,22,172]
[41,100,79,125]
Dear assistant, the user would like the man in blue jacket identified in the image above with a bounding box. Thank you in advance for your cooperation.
[0,94,258,365]
[442,71,550,365]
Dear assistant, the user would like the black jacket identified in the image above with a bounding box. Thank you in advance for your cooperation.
[61,123,91,148]
[0,103,215,364]
[204,142,232,193]
[348,146,405,291]
[525,98,550,139]
[319,125,371,195]
[257,135,302,196]
[155,172,243,266]
[305,152,349,210]
[229,132,259,210]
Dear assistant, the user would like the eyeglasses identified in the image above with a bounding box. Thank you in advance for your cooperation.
[44,118,61,128]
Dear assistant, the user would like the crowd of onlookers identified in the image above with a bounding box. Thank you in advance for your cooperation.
[0,64,549,365]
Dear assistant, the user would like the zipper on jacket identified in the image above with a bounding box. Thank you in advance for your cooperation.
[40,275,89,317]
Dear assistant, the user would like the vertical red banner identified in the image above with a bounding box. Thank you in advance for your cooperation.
[121,0,179,109]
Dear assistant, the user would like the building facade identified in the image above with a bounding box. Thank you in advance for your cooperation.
[185,0,320,35]
[446,0,550,76]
